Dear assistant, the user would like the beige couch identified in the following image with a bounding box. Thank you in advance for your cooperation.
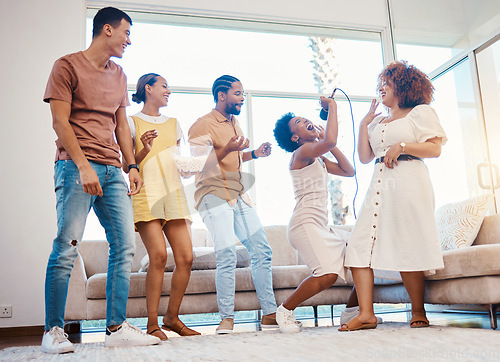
[65,214,500,329]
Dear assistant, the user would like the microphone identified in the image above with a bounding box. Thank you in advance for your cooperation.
[319,88,337,120]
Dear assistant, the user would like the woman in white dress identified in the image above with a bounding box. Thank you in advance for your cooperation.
[340,61,447,331]
[273,96,355,333]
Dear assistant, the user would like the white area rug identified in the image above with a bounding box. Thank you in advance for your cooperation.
[2,322,500,361]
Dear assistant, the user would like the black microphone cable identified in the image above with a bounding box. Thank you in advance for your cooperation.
[324,88,359,219]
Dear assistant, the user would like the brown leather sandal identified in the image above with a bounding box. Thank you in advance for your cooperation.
[338,316,377,332]
[162,320,201,336]
[410,314,430,328]
[147,327,168,341]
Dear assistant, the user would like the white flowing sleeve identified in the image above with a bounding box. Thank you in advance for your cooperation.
[127,115,136,146]
[176,119,184,142]
[409,105,448,145]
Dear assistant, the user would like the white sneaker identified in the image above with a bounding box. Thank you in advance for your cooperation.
[105,321,161,347]
[340,306,383,326]
[41,326,75,354]
[276,305,300,334]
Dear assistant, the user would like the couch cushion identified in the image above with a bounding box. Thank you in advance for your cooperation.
[139,245,250,272]
[88,268,255,299]
[132,234,147,272]
[436,194,493,250]
[87,263,403,299]
[78,240,110,276]
[426,244,500,281]
[271,265,314,289]
[473,213,500,246]
[87,273,108,299]
[86,270,216,299]
[270,266,400,289]
[132,229,212,272]
[193,246,250,270]
[191,228,213,248]
[264,225,298,266]
[80,229,214,276]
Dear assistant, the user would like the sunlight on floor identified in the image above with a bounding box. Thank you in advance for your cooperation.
[77,309,496,344]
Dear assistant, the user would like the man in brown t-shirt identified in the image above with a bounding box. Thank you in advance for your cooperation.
[189,75,278,334]
[41,7,159,354]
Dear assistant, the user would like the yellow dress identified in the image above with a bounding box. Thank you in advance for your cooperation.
[131,115,191,227]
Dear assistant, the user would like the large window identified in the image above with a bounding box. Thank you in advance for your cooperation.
[426,42,499,213]
[386,0,500,212]
[83,9,385,239]
[430,59,485,206]
[396,44,453,75]
[476,37,500,212]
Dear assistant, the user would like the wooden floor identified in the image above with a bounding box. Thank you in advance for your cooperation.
[0,309,495,351]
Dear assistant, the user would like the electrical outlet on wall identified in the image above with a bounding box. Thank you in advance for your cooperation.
[1,305,12,318]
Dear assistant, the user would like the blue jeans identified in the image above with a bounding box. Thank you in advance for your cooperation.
[45,160,135,329]
[198,194,277,319]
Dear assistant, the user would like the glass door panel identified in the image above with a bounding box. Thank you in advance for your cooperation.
[476,38,500,212]
[431,58,495,210]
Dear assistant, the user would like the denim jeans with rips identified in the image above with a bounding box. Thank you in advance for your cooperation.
[198,194,277,320]
[44,160,135,330]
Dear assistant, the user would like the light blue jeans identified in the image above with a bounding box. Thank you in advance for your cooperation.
[45,160,135,330]
[198,194,277,320]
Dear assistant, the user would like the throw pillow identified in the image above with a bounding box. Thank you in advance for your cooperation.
[436,194,493,250]
[138,246,251,272]
[139,250,175,273]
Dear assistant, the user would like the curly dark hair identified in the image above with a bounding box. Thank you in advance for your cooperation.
[273,112,299,153]
[377,61,434,108]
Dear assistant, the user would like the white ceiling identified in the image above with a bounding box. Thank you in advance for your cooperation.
[390,0,500,48]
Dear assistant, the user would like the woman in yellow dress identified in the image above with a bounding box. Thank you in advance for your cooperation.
[125,73,200,340]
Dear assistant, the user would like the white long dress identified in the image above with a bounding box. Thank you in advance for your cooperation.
[345,104,447,272]
[288,158,349,280]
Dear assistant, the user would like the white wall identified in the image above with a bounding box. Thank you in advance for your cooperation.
[0,0,85,328]
[0,0,388,328]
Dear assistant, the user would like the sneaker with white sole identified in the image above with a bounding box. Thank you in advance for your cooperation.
[261,313,302,330]
[105,320,161,347]
[261,314,279,330]
[41,326,75,354]
[216,318,234,334]
[340,306,383,326]
[276,305,300,334]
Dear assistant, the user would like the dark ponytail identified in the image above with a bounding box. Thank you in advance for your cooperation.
[132,73,161,104]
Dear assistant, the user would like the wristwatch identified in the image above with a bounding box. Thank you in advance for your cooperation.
[400,142,406,153]
[128,163,139,172]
